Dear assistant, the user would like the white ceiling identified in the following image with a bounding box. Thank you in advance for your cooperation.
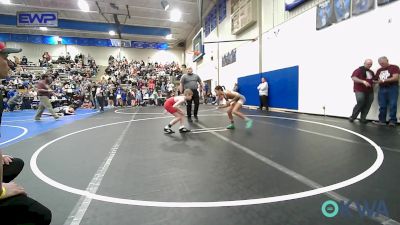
[0,0,214,47]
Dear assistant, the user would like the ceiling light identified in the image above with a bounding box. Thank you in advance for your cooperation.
[170,9,182,22]
[39,27,48,31]
[109,30,116,36]
[0,0,11,4]
[166,34,172,40]
[161,0,170,11]
[78,0,90,12]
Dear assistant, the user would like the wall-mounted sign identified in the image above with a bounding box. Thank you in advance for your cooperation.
[316,0,334,30]
[352,0,375,16]
[285,0,308,11]
[17,12,58,27]
[378,0,398,6]
[333,0,350,22]
[222,49,236,67]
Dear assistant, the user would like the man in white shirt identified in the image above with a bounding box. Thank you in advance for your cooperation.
[167,81,175,97]
[257,77,269,111]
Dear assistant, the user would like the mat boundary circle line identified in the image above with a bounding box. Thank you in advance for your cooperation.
[30,114,384,207]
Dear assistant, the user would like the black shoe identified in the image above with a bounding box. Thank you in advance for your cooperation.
[348,117,355,123]
[372,121,386,126]
[179,127,191,133]
[360,119,369,124]
[164,128,175,134]
[194,116,199,122]
[388,122,397,127]
[188,117,193,123]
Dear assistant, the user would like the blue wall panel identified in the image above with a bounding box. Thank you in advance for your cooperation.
[61,37,78,45]
[10,34,29,43]
[0,33,11,42]
[238,66,299,110]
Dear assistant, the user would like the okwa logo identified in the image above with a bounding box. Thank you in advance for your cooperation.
[321,200,389,218]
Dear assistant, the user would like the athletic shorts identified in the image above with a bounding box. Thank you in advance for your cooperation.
[233,95,246,105]
[164,98,177,114]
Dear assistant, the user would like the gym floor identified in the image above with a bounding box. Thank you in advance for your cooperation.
[1,105,400,225]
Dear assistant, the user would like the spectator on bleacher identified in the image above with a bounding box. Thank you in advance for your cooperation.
[21,88,33,110]
[6,88,16,100]
[42,52,51,62]
[167,81,174,97]
[7,58,16,71]
[82,90,92,108]
[20,56,27,65]
[66,52,71,62]
[13,56,20,65]
[108,55,114,65]
[7,91,22,112]
[127,89,134,106]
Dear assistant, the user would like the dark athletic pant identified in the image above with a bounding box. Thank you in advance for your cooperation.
[350,91,374,121]
[187,89,200,118]
[97,96,105,111]
[3,157,24,183]
[0,158,52,225]
[259,95,269,110]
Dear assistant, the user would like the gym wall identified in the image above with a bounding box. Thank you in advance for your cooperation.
[262,0,400,119]
[186,0,400,120]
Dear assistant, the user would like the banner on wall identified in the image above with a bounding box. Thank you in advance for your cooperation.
[352,0,375,16]
[285,0,308,11]
[222,49,236,67]
[110,39,121,47]
[333,0,350,22]
[17,12,58,27]
[218,0,227,23]
[0,33,169,50]
[378,0,398,5]
[316,0,335,30]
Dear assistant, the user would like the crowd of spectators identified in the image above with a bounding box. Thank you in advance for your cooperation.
[97,55,183,107]
[2,52,99,111]
[1,53,192,112]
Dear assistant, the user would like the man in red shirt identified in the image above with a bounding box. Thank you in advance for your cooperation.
[349,59,374,123]
[373,56,399,127]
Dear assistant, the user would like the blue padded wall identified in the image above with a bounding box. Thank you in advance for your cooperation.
[237,66,299,110]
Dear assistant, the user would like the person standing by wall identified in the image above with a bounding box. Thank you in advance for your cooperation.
[0,41,52,225]
[34,73,59,121]
[349,59,374,123]
[180,67,203,122]
[257,77,269,111]
[373,56,399,127]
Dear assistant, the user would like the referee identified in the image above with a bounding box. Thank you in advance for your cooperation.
[180,67,202,122]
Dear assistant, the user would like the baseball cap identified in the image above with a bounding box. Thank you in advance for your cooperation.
[0,42,22,56]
